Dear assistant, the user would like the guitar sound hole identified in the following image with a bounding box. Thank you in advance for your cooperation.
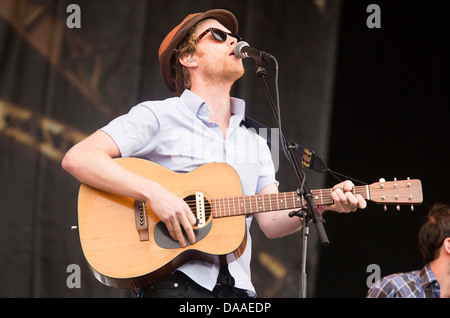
[153,194,213,249]
[183,194,212,228]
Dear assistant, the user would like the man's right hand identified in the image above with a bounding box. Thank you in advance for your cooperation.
[147,183,197,247]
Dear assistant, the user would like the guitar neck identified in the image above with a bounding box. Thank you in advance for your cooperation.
[211,185,370,218]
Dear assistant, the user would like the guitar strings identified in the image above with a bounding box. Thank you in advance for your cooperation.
[179,184,416,216]
[182,187,370,207]
[180,184,413,205]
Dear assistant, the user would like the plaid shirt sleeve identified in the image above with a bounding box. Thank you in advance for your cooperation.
[367,274,407,298]
[366,265,440,298]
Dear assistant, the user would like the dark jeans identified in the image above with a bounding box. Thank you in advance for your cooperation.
[141,271,251,298]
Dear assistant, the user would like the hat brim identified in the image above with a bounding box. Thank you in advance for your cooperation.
[159,9,238,93]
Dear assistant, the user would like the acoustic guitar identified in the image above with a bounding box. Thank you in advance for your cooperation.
[77,158,423,289]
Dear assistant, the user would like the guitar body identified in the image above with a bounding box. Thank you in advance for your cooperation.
[78,158,247,289]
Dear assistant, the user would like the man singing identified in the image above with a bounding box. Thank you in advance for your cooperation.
[62,9,366,298]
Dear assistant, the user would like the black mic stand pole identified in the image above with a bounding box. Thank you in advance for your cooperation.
[254,55,329,298]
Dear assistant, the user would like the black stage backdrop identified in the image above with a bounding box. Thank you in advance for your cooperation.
[0,0,448,298]
[316,0,449,297]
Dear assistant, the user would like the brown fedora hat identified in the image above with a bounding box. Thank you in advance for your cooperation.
[158,9,238,93]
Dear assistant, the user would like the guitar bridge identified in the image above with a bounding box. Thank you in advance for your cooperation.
[134,200,149,241]
[196,192,206,229]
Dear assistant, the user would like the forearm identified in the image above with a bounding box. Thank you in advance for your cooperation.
[256,209,303,239]
[61,131,156,203]
[254,183,302,239]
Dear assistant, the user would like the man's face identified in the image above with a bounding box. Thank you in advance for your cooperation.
[192,19,245,85]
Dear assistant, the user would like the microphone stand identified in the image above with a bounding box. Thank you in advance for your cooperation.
[253,54,329,298]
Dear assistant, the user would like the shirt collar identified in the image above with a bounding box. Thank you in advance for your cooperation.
[180,89,246,122]
[420,264,439,288]
[180,89,205,115]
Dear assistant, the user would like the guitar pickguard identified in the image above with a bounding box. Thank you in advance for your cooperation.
[153,221,213,249]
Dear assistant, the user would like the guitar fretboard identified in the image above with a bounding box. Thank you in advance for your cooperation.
[211,185,370,218]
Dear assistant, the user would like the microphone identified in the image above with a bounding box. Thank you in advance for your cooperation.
[234,41,273,64]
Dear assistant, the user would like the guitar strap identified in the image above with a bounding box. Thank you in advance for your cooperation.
[242,116,328,173]
[217,264,235,287]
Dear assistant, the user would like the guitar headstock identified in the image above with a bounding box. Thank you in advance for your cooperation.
[369,178,423,211]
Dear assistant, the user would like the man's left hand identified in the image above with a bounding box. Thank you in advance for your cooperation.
[324,180,367,213]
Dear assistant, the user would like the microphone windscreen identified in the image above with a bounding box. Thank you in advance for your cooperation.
[234,41,250,58]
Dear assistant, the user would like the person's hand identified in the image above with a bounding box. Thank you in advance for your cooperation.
[148,184,196,247]
[324,180,367,213]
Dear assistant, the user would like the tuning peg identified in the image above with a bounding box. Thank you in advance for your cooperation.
[410,205,414,212]
[396,205,401,211]
[384,204,387,211]
[406,177,412,187]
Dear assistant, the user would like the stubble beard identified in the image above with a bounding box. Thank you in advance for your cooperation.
[202,55,245,88]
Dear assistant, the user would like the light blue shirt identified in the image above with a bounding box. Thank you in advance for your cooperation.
[101,89,277,294]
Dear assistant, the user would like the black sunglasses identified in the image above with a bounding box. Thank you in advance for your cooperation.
[194,28,242,44]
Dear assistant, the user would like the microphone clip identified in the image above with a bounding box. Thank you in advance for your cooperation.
[255,52,274,77]
[256,66,266,77]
